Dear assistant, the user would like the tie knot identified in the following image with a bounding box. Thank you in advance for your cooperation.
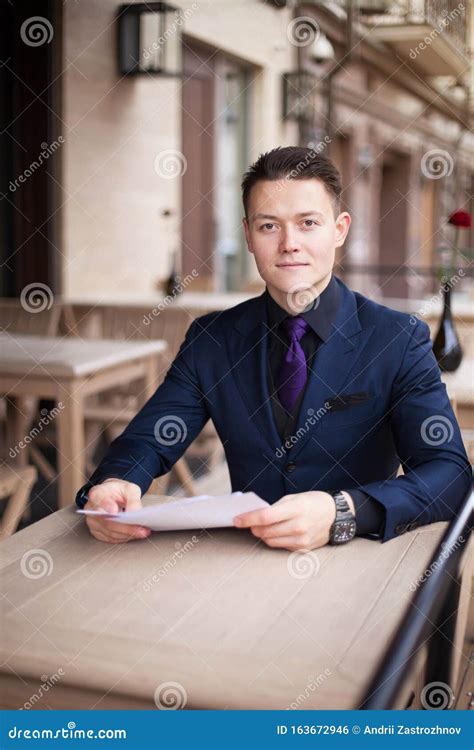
[281,316,310,342]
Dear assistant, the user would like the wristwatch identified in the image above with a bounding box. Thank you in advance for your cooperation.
[75,481,94,510]
[329,491,357,544]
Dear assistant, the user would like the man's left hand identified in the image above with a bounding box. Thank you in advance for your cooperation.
[234,491,354,551]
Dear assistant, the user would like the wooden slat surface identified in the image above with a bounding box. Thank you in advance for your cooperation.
[1,498,471,710]
[0,334,166,378]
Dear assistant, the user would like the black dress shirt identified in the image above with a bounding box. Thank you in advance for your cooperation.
[264,275,385,537]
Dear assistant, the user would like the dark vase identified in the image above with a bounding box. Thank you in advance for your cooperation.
[164,254,182,298]
[432,284,463,372]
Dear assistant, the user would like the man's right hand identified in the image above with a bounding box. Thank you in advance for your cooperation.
[83,478,151,544]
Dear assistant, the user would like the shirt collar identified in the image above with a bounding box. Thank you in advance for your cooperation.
[264,274,340,342]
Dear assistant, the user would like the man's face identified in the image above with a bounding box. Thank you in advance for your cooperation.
[243,178,351,313]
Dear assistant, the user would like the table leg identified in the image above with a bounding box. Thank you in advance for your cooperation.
[5,396,35,521]
[5,396,31,467]
[56,381,85,508]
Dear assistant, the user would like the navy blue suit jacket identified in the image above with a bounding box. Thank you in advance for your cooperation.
[77,276,471,542]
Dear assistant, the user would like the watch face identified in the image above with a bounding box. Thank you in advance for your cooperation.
[332,519,356,544]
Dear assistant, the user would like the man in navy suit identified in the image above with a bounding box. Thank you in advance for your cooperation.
[76,146,471,549]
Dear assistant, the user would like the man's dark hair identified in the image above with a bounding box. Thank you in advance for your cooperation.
[241,146,342,218]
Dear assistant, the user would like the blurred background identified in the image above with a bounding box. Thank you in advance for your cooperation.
[0,0,472,533]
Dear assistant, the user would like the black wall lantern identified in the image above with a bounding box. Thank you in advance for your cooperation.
[282,71,317,122]
[118,2,183,76]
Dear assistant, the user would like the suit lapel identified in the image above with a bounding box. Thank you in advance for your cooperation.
[226,280,375,460]
[226,294,282,452]
[288,280,375,461]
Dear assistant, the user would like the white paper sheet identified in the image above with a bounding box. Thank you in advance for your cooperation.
[77,491,269,531]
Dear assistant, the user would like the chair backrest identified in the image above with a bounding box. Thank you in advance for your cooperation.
[143,307,213,359]
[0,298,61,336]
[99,304,217,360]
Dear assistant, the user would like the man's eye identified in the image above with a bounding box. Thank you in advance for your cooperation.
[303,219,318,227]
[260,223,275,231]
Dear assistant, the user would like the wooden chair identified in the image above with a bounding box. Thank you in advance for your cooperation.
[0,298,61,490]
[0,464,37,539]
[83,304,224,496]
[0,297,61,337]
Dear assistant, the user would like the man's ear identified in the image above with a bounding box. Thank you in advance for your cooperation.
[242,216,254,254]
[334,212,351,248]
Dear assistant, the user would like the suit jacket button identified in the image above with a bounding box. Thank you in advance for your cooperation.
[395,524,407,535]
[285,462,296,473]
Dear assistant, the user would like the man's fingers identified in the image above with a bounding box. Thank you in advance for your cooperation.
[100,520,150,537]
[86,480,142,512]
[88,522,150,543]
[263,536,312,551]
[93,522,150,540]
[250,520,301,539]
[85,496,119,514]
[122,492,142,511]
[234,503,293,528]
[86,516,150,539]
[91,530,128,545]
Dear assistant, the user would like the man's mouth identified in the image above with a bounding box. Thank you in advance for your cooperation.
[276,263,309,268]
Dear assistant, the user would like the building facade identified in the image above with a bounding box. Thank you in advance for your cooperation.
[2,1,472,302]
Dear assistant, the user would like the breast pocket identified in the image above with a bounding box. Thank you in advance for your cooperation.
[322,393,379,430]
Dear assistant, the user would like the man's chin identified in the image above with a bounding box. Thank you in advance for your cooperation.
[267,273,322,294]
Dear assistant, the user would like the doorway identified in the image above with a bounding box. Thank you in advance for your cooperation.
[181,40,251,291]
[378,150,411,299]
[0,0,62,297]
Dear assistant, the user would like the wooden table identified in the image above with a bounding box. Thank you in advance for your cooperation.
[0,334,166,508]
[0,498,472,710]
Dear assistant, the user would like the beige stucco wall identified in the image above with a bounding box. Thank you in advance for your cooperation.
[61,0,472,300]
[61,0,298,298]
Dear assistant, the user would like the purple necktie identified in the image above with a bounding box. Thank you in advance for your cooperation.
[276,316,310,412]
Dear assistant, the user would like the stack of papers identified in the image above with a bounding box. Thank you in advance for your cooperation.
[77,491,269,531]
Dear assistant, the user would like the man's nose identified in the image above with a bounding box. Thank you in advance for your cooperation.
[279,227,301,253]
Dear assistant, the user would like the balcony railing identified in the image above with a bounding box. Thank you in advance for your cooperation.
[330,0,468,72]
[359,0,466,52]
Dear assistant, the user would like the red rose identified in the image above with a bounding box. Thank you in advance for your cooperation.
[448,210,472,228]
